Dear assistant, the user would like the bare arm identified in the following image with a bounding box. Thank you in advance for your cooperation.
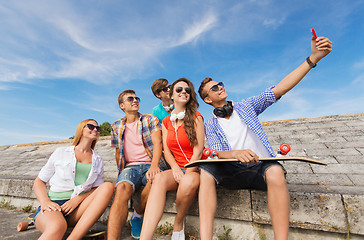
[146,129,163,181]
[162,124,184,183]
[162,125,180,170]
[33,177,61,212]
[217,149,260,164]
[186,116,205,173]
[272,36,332,99]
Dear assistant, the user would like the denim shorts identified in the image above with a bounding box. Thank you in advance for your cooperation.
[116,164,152,192]
[199,160,286,191]
[33,199,70,221]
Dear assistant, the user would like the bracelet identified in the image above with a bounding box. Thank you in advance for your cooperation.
[306,57,317,68]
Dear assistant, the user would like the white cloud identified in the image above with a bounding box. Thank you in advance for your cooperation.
[0,1,220,85]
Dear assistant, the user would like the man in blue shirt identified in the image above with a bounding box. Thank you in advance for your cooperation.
[197,35,332,239]
[151,78,174,123]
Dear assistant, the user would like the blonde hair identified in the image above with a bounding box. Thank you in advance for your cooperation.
[72,119,98,149]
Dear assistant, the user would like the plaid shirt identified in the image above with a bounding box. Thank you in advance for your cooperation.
[205,87,277,157]
[111,113,162,172]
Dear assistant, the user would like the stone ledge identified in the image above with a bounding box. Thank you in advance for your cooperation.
[2,177,362,236]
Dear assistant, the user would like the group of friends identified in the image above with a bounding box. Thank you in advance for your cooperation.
[32,35,332,240]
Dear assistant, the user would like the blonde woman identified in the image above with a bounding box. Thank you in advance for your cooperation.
[33,119,114,240]
[141,78,205,240]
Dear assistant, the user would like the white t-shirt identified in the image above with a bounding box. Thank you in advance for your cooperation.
[217,109,271,158]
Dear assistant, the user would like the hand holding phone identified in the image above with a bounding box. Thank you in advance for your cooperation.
[311,28,317,39]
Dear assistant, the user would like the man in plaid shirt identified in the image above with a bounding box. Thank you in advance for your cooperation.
[107,90,164,240]
[197,36,332,239]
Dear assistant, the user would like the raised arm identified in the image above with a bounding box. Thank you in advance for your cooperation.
[272,36,332,99]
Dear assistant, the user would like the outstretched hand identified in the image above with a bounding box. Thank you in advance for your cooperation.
[310,36,332,63]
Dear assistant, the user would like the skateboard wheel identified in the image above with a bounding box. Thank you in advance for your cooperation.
[202,148,211,159]
[17,221,29,232]
[211,150,217,158]
[280,143,291,155]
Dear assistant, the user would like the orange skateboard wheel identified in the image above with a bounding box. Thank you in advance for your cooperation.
[211,150,217,158]
[202,148,211,159]
[17,221,29,232]
[280,143,291,155]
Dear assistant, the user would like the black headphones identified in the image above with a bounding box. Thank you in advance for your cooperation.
[213,101,233,118]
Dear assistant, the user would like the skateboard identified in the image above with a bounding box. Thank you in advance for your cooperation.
[185,143,327,168]
[17,213,106,239]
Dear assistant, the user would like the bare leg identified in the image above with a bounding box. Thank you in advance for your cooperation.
[266,166,290,240]
[66,182,114,240]
[35,210,67,240]
[140,170,178,240]
[199,169,217,240]
[173,171,200,231]
[107,182,134,240]
[135,181,152,215]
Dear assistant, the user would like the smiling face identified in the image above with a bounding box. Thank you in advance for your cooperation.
[82,120,100,141]
[203,80,228,106]
[171,81,191,106]
[119,93,140,113]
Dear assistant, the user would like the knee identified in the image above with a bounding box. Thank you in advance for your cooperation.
[179,175,199,196]
[265,166,286,187]
[152,173,169,187]
[45,220,67,236]
[114,182,133,200]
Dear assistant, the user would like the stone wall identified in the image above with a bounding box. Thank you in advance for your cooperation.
[1,113,363,239]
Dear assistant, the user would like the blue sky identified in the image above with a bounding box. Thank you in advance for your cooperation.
[1,0,363,146]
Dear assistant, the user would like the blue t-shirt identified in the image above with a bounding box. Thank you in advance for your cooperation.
[152,102,170,123]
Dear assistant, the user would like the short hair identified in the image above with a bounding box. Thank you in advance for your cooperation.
[118,89,136,106]
[198,77,213,101]
[72,119,98,150]
[151,78,169,98]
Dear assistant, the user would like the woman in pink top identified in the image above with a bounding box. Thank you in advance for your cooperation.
[141,78,205,240]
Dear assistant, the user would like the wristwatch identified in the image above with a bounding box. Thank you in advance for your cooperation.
[306,57,317,68]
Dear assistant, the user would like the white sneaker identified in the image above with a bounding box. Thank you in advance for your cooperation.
[171,223,185,240]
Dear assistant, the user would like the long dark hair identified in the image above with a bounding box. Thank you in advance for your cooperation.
[170,78,199,146]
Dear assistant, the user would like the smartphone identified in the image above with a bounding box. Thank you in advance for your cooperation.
[311,28,317,39]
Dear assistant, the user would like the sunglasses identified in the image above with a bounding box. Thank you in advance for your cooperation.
[175,87,191,94]
[85,124,101,132]
[205,82,224,98]
[125,96,141,103]
[158,85,170,93]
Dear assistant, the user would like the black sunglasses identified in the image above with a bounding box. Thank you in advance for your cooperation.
[85,124,101,132]
[205,82,224,98]
[175,87,191,94]
[158,85,170,93]
[125,96,141,103]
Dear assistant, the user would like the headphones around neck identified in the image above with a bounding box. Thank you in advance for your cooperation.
[170,110,185,122]
[213,101,233,118]
[163,103,174,112]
